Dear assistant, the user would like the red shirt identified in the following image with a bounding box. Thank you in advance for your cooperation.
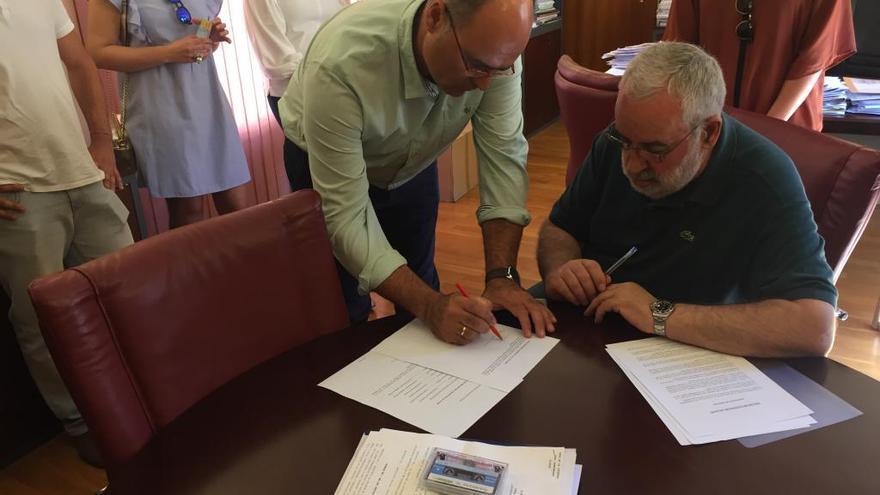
[663,0,856,131]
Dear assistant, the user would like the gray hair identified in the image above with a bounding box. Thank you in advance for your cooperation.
[620,42,726,128]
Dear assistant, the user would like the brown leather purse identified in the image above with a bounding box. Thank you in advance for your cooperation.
[111,0,137,178]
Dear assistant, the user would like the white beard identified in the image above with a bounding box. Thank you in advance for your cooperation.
[623,136,704,199]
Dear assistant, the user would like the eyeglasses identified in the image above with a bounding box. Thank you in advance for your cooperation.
[168,0,192,25]
[444,6,515,78]
[605,123,700,163]
[735,0,753,42]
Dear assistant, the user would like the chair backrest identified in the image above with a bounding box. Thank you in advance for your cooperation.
[554,55,620,185]
[27,190,349,467]
[726,107,880,280]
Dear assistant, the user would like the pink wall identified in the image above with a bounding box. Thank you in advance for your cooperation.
[71,0,289,236]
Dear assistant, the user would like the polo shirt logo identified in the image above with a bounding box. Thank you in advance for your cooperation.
[680,230,695,242]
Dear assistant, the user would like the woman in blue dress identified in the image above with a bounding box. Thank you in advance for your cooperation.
[87,0,252,228]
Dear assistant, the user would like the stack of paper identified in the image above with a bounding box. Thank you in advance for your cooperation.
[845,77,880,116]
[656,0,672,28]
[602,42,656,75]
[334,429,581,495]
[320,320,559,437]
[606,338,815,445]
[823,76,848,117]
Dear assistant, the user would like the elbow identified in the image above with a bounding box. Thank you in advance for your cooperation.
[796,300,836,357]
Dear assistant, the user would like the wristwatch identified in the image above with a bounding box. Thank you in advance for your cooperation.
[650,299,676,336]
[485,265,521,286]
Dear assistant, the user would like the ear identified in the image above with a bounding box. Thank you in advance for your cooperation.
[702,115,723,147]
[424,0,447,34]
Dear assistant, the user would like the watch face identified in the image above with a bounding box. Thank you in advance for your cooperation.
[651,300,675,316]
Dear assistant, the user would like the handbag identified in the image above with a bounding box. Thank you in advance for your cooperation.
[111,0,137,178]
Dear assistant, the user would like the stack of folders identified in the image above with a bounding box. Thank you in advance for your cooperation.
[823,77,849,117]
[333,429,581,495]
[601,42,655,75]
[606,338,815,445]
[534,0,559,26]
[656,0,672,28]
[845,77,880,116]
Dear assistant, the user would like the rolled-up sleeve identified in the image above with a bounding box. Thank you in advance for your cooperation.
[300,64,406,295]
[471,57,531,227]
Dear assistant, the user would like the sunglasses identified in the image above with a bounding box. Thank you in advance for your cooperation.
[735,0,753,42]
[168,0,192,25]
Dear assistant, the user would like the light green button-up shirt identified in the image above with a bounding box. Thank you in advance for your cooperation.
[279,0,530,295]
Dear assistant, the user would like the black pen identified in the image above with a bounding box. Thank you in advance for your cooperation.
[606,246,638,276]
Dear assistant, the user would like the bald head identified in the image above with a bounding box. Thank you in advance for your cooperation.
[417,0,530,95]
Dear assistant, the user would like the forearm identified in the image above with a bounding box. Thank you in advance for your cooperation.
[90,44,173,73]
[375,265,442,320]
[666,299,835,357]
[767,71,822,121]
[66,59,112,140]
[481,218,523,272]
[537,220,581,279]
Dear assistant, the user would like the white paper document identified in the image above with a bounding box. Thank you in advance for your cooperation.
[319,353,507,438]
[607,338,815,445]
[321,319,558,437]
[370,319,560,392]
[334,429,580,495]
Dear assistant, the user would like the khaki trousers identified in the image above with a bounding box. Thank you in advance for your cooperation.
[0,181,133,436]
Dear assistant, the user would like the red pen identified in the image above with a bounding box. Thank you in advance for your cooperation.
[455,283,503,341]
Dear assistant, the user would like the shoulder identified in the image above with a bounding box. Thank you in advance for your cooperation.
[724,116,808,206]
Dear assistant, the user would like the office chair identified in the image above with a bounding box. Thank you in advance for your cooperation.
[28,190,349,468]
[554,56,880,325]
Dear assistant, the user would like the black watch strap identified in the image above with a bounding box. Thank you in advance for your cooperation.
[485,266,520,285]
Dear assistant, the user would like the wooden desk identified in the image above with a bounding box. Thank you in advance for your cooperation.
[108,304,879,493]
[823,114,880,136]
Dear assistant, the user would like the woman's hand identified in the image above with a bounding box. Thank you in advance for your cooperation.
[163,35,213,64]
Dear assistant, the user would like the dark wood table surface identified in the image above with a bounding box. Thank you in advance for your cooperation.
[108,303,880,494]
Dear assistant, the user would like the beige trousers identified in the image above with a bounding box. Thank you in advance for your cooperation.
[0,181,133,436]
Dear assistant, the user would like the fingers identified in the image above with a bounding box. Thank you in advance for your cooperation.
[0,198,25,221]
[550,259,607,306]
[0,184,25,193]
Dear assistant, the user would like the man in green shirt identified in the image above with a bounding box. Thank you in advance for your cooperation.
[538,42,837,357]
[279,0,555,344]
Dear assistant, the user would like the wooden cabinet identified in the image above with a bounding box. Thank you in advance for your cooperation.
[563,0,657,71]
[523,21,563,137]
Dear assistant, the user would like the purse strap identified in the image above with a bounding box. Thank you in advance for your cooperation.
[118,0,131,140]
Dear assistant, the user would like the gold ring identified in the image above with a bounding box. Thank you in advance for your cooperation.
[193,55,204,63]
[459,325,468,337]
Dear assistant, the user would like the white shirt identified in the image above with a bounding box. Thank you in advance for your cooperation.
[244,0,346,97]
[0,0,103,192]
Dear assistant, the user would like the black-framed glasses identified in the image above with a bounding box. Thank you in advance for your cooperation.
[735,0,753,42]
[605,123,700,163]
[444,5,515,78]
[168,0,192,25]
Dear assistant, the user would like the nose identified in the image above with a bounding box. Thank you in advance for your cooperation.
[471,76,491,91]
[622,152,651,176]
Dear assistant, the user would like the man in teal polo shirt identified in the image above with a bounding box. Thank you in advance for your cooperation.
[279,0,555,344]
[537,42,837,357]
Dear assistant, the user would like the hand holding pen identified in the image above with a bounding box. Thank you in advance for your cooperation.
[544,247,638,307]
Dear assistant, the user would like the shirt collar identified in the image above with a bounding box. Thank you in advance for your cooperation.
[651,113,735,208]
[399,0,435,100]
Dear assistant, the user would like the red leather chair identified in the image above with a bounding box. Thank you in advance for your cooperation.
[554,55,880,284]
[554,54,620,185]
[27,190,349,468]
[725,107,880,283]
